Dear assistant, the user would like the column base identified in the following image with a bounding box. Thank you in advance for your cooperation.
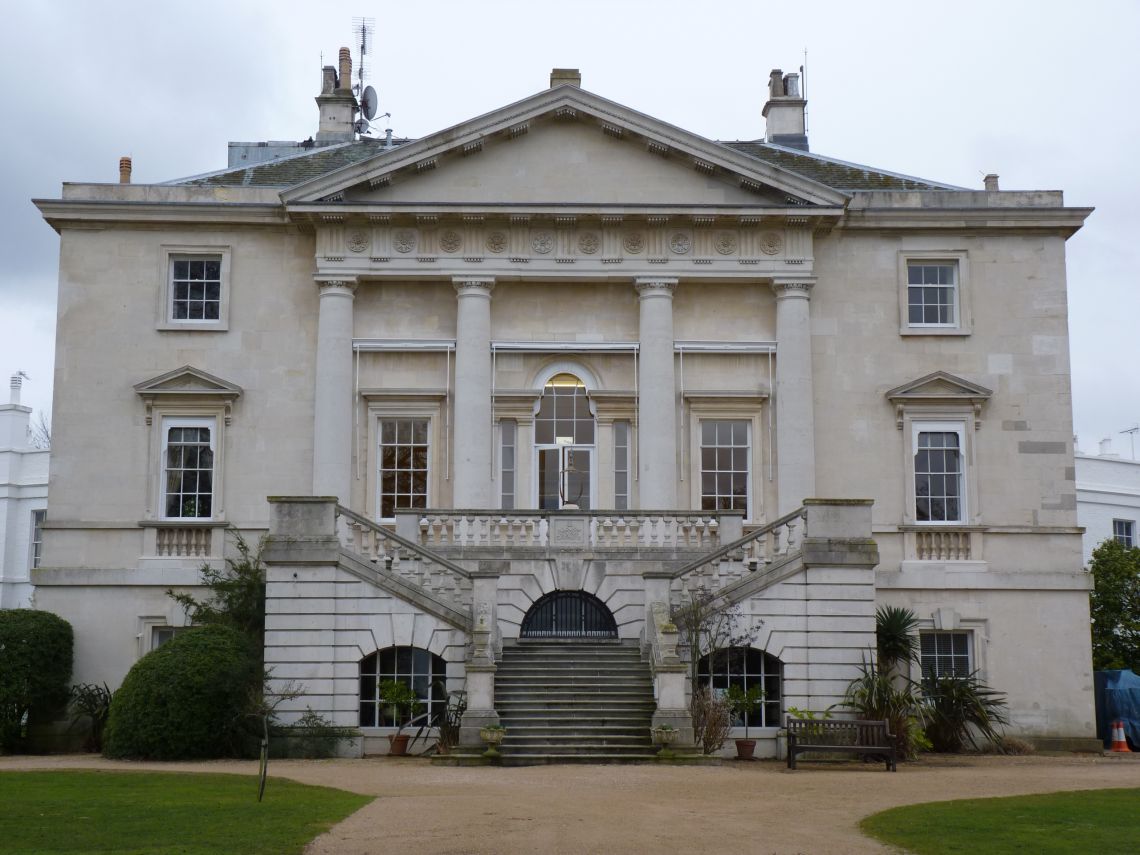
[459,709,501,747]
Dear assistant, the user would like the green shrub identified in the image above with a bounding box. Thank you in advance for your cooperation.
[922,671,1009,752]
[269,708,358,759]
[0,609,73,752]
[103,625,259,759]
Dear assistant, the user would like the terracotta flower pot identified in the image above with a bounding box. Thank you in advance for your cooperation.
[735,738,757,760]
[388,733,410,756]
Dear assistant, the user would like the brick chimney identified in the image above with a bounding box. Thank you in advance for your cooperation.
[315,46,358,143]
[762,69,808,151]
[984,173,1000,191]
[119,156,132,184]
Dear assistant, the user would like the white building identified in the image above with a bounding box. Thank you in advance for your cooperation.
[31,55,1098,757]
[1076,438,1140,565]
[0,374,49,609]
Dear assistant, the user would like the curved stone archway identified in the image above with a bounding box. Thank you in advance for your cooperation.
[519,590,618,639]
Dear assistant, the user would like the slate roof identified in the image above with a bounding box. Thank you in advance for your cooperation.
[719,141,963,192]
[173,139,396,188]
[171,135,960,194]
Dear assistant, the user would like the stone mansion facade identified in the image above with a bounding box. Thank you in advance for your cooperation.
[32,56,1096,756]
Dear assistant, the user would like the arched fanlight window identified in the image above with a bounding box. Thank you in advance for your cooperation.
[535,373,594,445]
[697,647,783,728]
[359,646,448,727]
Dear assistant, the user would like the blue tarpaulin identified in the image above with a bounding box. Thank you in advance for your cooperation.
[1094,669,1140,748]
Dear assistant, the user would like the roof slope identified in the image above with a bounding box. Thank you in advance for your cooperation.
[172,137,960,194]
[719,141,963,191]
[175,139,395,188]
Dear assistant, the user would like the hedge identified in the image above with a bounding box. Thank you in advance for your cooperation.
[103,624,259,759]
[0,609,73,752]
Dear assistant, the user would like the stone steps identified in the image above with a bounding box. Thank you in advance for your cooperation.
[494,639,660,764]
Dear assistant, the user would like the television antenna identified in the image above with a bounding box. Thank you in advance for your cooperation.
[350,16,383,136]
[1121,425,1139,460]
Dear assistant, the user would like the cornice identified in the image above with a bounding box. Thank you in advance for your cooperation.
[33,198,288,231]
[839,206,1094,237]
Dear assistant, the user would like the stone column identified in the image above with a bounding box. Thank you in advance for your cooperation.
[772,277,817,515]
[452,277,495,508]
[635,278,678,508]
[312,278,357,503]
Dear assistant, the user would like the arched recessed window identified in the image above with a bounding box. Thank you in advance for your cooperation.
[359,646,448,728]
[697,647,782,728]
[535,373,595,509]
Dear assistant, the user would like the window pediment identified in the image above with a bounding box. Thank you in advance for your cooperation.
[134,365,243,424]
[886,371,992,429]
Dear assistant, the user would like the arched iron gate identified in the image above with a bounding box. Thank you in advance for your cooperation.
[520,590,618,639]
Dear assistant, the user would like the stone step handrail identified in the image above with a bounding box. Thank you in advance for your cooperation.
[414,510,724,550]
[336,504,473,608]
[670,506,807,594]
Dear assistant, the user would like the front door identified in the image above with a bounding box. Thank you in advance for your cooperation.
[538,446,592,510]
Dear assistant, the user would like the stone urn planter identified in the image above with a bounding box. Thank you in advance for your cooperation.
[480,725,506,759]
[651,725,678,759]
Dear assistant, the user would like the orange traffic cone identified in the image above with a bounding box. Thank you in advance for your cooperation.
[1109,720,1132,753]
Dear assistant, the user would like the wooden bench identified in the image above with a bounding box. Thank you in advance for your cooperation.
[786,717,897,771]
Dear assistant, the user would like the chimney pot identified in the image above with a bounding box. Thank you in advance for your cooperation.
[119,156,132,184]
[1099,438,1113,456]
[550,68,582,88]
[10,373,22,406]
[338,47,352,91]
[762,67,808,151]
[984,173,1000,191]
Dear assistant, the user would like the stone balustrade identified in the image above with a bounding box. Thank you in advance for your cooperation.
[408,510,725,550]
[154,526,213,557]
[337,504,474,609]
[901,526,983,563]
[670,506,807,599]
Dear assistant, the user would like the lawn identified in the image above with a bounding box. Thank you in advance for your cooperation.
[861,787,1140,855]
[0,770,371,854]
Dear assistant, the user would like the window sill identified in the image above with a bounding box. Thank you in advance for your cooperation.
[899,326,970,337]
[156,322,229,332]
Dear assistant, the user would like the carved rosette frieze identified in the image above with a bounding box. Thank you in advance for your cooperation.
[312,220,814,274]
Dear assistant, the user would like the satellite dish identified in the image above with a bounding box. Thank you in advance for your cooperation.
[361,86,378,121]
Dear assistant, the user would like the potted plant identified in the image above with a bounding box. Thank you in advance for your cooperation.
[726,684,765,760]
[479,724,506,758]
[378,679,423,756]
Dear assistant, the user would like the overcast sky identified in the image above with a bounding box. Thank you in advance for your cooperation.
[2,0,1137,455]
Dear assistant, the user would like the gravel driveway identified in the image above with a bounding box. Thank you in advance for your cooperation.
[4,753,1139,854]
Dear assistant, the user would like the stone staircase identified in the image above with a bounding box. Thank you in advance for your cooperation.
[494,639,659,765]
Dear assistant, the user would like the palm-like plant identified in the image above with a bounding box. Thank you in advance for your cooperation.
[843,656,927,759]
[875,605,920,675]
[922,671,1009,752]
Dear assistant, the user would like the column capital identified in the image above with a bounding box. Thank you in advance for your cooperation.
[452,275,496,297]
[634,277,678,298]
[771,277,816,299]
[315,276,358,296]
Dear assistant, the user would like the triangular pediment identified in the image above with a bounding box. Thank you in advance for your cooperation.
[134,365,243,398]
[886,371,993,403]
[282,86,849,211]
